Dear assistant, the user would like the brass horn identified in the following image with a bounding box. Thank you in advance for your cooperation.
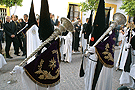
[113,13,126,25]
[17,17,74,67]
[59,17,79,32]
[93,13,126,47]
[60,17,74,32]
[84,13,127,60]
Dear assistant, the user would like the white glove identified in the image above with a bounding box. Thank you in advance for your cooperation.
[125,43,131,49]
[11,65,23,74]
[87,46,98,61]
[88,46,96,54]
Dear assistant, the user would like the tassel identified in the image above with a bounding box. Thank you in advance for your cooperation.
[79,56,85,77]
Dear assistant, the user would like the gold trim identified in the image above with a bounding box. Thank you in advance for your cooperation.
[95,47,114,68]
[24,68,60,88]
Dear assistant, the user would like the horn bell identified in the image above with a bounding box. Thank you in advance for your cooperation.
[113,13,126,25]
[61,17,74,32]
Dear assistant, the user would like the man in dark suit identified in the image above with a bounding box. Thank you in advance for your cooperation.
[73,18,81,52]
[14,15,23,53]
[50,13,59,26]
[19,14,28,56]
[0,18,3,53]
[83,18,89,39]
[3,16,19,58]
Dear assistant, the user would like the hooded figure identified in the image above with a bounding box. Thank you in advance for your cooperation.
[26,0,41,64]
[12,0,60,90]
[83,0,114,90]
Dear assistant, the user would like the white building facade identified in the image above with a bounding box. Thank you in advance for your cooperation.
[10,0,128,24]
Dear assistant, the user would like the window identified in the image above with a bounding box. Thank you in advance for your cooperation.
[69,4,80,21]
[0,8,7,23]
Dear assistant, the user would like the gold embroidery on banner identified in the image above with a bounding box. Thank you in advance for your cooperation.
[35,59,60,80]
[52,50,58,54]
[38,59,44,69]
[49,57,56,70]
[112,45,115,53]
[24,68,60,88]
[52,50,60,63]
[102,43,114,62]
[105,43,110,51]
[113,37,116,41]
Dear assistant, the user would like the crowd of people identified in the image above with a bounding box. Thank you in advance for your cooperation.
[1,14,29,58]
[0,13,81,60]
[0,13,128,60]
[0,11,135,89]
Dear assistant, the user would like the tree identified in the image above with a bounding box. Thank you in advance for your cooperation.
[120,0,135,16]
[79,0,99,12]
[0,0,23,7]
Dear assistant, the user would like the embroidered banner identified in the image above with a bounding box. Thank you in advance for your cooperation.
[95,30,115,68]
[24,40,60,87]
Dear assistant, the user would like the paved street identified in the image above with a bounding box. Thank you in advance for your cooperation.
[0,45,122,90]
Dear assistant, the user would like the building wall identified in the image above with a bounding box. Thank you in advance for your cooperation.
[0,5,10,16]
[10,0,85,19]
[106,0,125,15]
[9,0,126,24]
[0,5,10,23]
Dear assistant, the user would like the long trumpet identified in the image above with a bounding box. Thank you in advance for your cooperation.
[14,17,78,68]
[93,13,126,47]
[85,13,126,57]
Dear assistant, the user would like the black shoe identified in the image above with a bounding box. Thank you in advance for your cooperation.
[22,53,26,56]
[6,56,13,59]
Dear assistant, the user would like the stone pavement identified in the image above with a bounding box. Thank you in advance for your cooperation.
[2,42,26,61]
[0,45,122,90]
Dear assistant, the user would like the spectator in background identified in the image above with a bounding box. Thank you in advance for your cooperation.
[4,16,19,58]
[0,18,3,53]
[73,18,81,52]
[14,15,24,54]
[11,15,15,21]
[81,18,89,53]
[115,25,121,46]
[72,20,75,51]
[50,13,59,26]
[56,21,60,28]
[118,26,125,48]
[20,14,29,56]
[18,18,25,27]
[11,15,20,56]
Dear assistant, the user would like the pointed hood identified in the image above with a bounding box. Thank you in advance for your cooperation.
[28,0,37,29]
[90,0,106,90]
[38,0,54,42]
[90,0,105,46]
